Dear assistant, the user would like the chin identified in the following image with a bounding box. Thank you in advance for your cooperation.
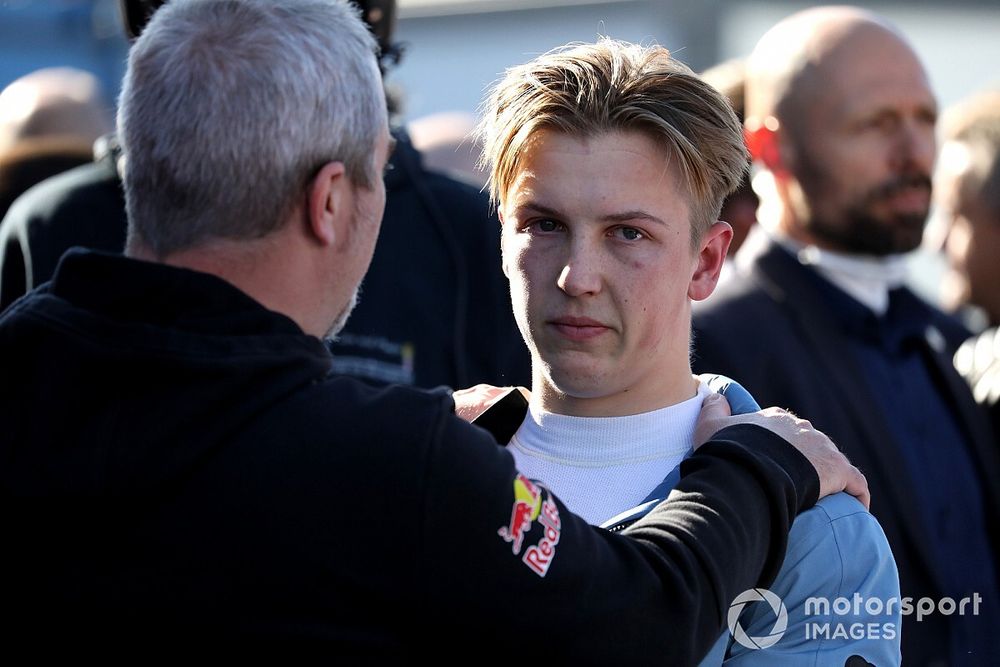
[542,363,615,400]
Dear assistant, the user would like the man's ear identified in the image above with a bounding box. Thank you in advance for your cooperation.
[745,117,785,174]
[306,161,349,247]
[688,221,733,301]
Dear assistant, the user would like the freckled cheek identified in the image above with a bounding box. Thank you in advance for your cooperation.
[630,296,666,352]
[621,262,684,352]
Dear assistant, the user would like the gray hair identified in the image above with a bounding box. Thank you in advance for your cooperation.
[118,0,385,257]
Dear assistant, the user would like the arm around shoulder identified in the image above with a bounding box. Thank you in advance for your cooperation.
[415,403,817,663]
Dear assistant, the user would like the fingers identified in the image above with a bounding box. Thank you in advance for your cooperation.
[452,384,510,422]
[808,436,870,510]
[452,383,506,400]
[840,464,871,510]
[703,392,733,418]
[692,393,732,447]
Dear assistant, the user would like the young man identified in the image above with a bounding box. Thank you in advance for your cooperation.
[477,40,900,664]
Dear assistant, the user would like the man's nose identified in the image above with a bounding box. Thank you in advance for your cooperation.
[893,117,936,175]
[556,242,603,297]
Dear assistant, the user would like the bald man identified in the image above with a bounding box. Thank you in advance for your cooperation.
[693,7,1000,664]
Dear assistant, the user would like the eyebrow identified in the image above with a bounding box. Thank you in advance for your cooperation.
[516,201,666,226]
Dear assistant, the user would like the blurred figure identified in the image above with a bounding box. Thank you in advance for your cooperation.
[0,67,114,304]
[0,137,93,218]
[0,133,125,312]
[936,89,1000,439]
[692,7,1000,664]
[0,67,112,156]
[330,0,528,388]
[408,110,484,186]
[700,57,757,257]
[936,89,1000,329]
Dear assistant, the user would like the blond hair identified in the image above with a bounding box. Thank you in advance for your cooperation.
[479,39,747,241]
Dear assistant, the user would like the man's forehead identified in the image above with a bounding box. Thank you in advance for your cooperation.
[804,31,934,120]
[503,163,679,218]
[501,131,691,230]
[505,129,679,194]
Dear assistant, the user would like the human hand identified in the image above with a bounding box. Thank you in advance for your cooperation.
[452,384,531,422]
[694,393,870,509]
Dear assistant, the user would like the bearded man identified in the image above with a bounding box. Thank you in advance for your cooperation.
[692,7,1000,664]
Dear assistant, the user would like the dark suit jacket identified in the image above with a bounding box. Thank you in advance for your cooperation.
[693,232,1000,666]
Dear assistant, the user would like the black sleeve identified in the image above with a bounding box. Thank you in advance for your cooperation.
[415,402,819,664]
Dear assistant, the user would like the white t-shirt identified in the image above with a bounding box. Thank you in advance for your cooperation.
[508,381,711,525]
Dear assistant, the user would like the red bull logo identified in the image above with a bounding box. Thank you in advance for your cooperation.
[523,496,561,577]
[498,474,562,578]
[498,474,542,555]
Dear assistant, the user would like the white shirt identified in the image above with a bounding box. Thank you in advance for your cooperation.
[508,382,711,525]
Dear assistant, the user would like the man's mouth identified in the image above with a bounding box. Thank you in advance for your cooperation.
[874,175,932,215]
[884,185,930,213]
[548,316,612,341]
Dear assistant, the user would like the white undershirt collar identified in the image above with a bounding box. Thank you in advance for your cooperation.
[771,233,909,316]
[508,382,710,524]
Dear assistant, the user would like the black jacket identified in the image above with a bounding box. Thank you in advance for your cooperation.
[0,250,818,662]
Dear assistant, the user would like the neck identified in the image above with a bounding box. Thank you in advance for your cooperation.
[127,230,331,337]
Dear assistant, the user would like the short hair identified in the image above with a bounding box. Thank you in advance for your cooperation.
[118,0,384,257]
[478,39,747,242]
[941,89,1000,217]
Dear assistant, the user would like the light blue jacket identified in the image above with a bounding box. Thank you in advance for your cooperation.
[602,377,903,665]
[698,492,901,665]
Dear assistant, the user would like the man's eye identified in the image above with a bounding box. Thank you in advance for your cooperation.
[615,226,644,241]
[862,114,898,133]
[533,219,561,233]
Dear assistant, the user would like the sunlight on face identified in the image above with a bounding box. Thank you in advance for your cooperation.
[500,130,711,416]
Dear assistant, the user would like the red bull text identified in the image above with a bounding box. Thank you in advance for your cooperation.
[498,474,562,577]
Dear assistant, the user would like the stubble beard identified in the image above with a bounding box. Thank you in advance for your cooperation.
[802,172,932,257]
[325,286,361,341]
[807,206,927,256]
